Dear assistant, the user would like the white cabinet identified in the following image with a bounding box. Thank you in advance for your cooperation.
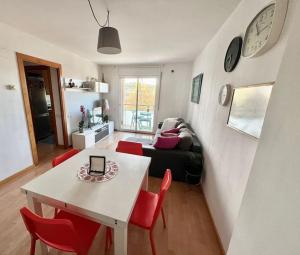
[108,121,114,135]
[72,121,114,150]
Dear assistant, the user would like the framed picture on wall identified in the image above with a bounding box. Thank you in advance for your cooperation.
[227,83,274,139]
[191,73,203,104]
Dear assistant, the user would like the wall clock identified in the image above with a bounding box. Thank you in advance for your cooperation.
[242,0,289,58]
[218,84,232,106]
[224,36,243,72]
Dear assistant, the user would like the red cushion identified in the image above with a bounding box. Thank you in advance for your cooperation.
[161,128,180,134]
[161,132,179,137]
[154,136,180,149]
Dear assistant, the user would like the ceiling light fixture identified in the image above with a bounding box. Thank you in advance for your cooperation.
[87,0,121,54]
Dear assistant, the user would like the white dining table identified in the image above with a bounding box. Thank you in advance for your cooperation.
[21,148,151,255]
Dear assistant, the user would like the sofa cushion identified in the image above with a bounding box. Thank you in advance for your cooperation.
[179,127,195,136]
[177,123,187,129]
[177,131,193,150]
[154,136,181,149]
[161,133,179,137]
[161,118,178,131]
[175,118,185,127]
[162,128,180,134]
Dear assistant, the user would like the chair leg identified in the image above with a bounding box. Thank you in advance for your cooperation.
[105,227,113,250]
[109,228,113,247]
[54,208,58,217]
[105,227,109,251]
[30,237,36,255]
[161,208,167,228]
[149,230,156,255]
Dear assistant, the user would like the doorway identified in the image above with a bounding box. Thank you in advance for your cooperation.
[17,53,68,165]
[120,77,159,133]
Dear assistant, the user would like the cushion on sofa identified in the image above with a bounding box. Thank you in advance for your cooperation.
[177,131,193,150]
[161,133,179,137]
[177,123,187,129]
[161,118,178,131]
[162,128,180,134]
[154,136,181,149]
[179,127,195,136]
[175,118,185,127]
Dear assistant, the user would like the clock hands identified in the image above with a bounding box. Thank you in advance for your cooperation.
[255,22,271,35]
[255,23,259,35]
[226,54,232,64]
[258,23,271,34]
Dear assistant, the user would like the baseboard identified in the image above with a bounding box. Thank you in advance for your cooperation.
[0,165,35,187]
[200,186,226,255]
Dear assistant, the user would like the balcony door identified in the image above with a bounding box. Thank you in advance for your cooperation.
[120,77,159,133]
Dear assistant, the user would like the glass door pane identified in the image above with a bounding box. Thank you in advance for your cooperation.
[136,78,158,132]
[121,78,138,131]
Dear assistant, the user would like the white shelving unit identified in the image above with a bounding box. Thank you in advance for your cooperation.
[72,121,114,150]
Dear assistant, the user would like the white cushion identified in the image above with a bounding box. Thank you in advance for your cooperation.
[161,118,178,131]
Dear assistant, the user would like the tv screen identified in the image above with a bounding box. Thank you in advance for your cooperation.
[227,84,273,138]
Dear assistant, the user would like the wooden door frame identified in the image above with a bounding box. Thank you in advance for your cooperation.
[16,52,69,165]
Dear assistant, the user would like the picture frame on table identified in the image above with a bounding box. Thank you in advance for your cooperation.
[89,155,106,176]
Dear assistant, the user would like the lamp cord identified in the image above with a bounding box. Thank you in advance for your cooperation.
[87,0,109,28]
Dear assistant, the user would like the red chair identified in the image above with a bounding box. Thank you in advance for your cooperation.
[52,149,80,167]
[116,140,143,156]
[130,169,172,255]
[20,207,112,255]
[51,148,80,216]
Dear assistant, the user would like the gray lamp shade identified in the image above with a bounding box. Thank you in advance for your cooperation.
[97,27,121,54]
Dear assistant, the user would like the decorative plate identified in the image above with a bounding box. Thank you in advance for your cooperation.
[77,160,118,183]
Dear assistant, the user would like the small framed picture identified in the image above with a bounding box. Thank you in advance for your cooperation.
[89,156,106,176]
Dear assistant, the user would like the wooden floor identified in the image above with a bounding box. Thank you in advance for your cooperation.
[0,132,223,255]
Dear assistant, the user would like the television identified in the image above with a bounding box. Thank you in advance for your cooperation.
[227,84,273,138]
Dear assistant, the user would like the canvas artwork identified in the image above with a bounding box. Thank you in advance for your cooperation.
[191,74,203,104]
[227,84,273,138]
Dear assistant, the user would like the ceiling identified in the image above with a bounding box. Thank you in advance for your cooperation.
[0,0,241,64]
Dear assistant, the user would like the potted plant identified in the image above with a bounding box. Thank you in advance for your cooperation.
[79,105,85,133]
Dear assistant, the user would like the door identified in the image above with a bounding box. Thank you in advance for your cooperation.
[120,77,159,133]
[26,75,52,141]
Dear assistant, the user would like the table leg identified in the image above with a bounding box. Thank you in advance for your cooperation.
[27,194,48,255]
[142,169,149,191]
[114,224,128,255]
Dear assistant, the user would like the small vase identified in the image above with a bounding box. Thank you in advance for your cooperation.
[79,127,84,133]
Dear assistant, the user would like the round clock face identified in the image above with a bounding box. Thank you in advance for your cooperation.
[218,84,231,106]
[224,37,243,72]
[243,4,275,57]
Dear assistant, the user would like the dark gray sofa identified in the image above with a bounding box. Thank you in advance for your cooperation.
[142,123,203,183]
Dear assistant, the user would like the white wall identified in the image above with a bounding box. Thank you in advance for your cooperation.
[228,1,300,254]
[65,91,101,144]
[157,63,192,122]
[186,0,291,250]
[0,22,98,181]
[100,63,192,130]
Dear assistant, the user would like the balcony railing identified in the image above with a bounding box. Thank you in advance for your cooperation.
[121,104,154,132]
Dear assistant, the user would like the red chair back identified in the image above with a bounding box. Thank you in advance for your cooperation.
[52,149,80,167]
[20,207,82,253]
[116,141,143,156]
[151,169,172,228]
